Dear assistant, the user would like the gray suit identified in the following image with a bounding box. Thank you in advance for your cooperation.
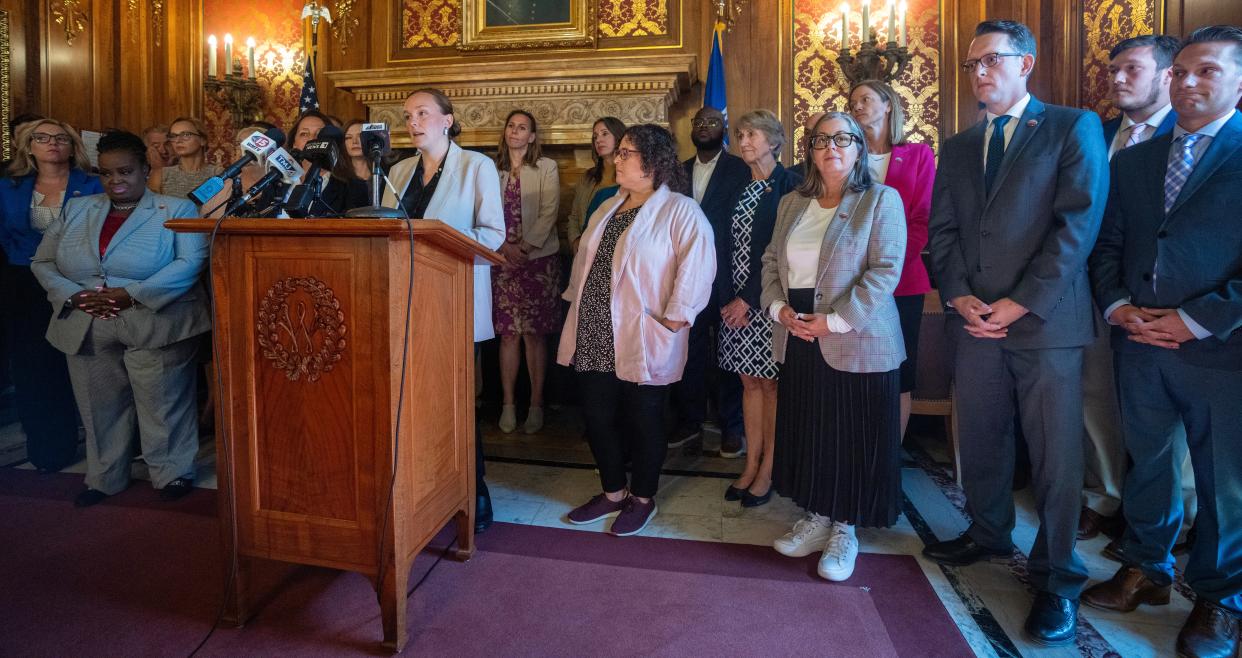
[31,191,210,494]
[761,185,907,373]
[928,96,1109,598]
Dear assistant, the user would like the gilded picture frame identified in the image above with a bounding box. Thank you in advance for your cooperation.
[459,0,597,51]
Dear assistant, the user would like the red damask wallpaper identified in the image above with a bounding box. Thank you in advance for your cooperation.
[792,0,940,151]
[201,0,309,165]
[1081,0,1158,119]
[400,0,669,48]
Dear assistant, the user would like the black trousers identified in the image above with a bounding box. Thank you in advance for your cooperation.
[669,303,744,436]
[578,371,668,498]
[2,265,79,470]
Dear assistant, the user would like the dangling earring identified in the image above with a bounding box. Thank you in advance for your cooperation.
[442,126,449,136]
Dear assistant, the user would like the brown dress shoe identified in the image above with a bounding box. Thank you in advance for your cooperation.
[1078,507,1106,539]
[1082,565,1171,612]
[1177,599,1240,658]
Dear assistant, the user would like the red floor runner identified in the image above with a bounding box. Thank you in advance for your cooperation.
[0,469,971,657]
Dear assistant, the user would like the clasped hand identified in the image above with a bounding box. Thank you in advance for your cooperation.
[1109,304,1194,349]
[950,295,1028,339]
[777,305,829,342]
[71,287,135,319]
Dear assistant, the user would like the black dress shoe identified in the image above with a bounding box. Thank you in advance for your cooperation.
[74,489,108,508]
[740,487,772,508]
[724,485,747,502]
[159,478,195,501]
[922,533,1012,566]
[475,482,493,533]
[1024,591,1079,646]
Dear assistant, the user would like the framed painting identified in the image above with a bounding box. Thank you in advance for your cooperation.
[460,0,597,51]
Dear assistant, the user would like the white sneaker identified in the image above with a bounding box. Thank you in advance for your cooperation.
[498,405,517,433]
[817,522,858,581]
[523,407,544,434]
[774,514,834,557]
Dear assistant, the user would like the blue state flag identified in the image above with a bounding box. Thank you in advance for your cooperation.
[704,21,728,145]
[298,55,320,113]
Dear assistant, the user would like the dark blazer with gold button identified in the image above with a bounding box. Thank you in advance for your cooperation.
[928,96,1110,349]
[30,190,210,355]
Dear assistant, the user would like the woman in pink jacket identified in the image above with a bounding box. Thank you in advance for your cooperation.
[557,124,716,536]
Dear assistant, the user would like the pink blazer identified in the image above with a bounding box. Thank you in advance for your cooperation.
[885,142,934,296]
[557,184,716,385]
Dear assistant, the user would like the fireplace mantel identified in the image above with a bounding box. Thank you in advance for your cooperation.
[325,54,699,149]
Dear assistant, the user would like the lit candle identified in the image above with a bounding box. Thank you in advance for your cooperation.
[861,3,869,41]
[888,0,896,43]
[898,1,907,46]
[839,2,849,48]
[207,34,218,78]
[246,37,256,79]
[223,33,233,77]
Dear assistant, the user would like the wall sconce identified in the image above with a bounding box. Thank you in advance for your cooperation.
[203,33,263,128]
[833,1,911,87]
[715,0,750,32]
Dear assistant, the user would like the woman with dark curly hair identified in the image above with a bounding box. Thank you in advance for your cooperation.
[31,130,210,507]
[558,123,715,536]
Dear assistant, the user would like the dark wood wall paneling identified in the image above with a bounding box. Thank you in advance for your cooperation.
[1,0,201,135]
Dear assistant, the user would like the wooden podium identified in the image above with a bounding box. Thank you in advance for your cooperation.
[167,218,502,652]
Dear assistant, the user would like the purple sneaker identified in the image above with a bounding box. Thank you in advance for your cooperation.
[610,497,658,536]
[567,493,627,524]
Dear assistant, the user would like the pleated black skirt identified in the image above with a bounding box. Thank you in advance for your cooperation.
[772,289,902,528]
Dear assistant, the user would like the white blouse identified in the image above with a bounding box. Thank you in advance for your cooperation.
[30,190,64,232]
[867,152,892,184]
[768,201,852,333]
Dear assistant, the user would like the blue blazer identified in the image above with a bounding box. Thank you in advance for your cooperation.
[1101,110,1178,147]
[0,169,102,266]
[714,163,803,308]
[1089,110,1242,369]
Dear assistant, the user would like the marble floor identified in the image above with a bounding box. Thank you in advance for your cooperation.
[1,396,1196,658]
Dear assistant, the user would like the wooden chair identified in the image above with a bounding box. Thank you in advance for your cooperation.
[910,289,962,483]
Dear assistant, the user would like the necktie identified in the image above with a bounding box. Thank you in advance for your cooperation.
[1124,123,1148,149]
[1164,133,1203,214]
[984,115,1012,194]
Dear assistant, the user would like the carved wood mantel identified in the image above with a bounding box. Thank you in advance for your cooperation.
[325,54,699,148]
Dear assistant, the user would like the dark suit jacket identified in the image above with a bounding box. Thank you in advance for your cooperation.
[713,163,803,308]
[0,169,102,265]
[1089,110,1242,369]
[320,177,370,215]
[1102,110,1178,148]
[928,96,1110,349]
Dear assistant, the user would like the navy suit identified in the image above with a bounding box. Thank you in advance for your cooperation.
[670,151,750,440]
[1089,111,1242,612]
[1101,110,1178,148]
[929,97,1110,598]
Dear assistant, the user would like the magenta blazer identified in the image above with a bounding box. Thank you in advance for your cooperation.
[884,142,934,296]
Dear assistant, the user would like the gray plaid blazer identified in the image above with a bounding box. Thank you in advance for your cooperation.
[760,185,907,373]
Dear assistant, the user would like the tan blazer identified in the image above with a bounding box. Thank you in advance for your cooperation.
[760,185,907,374]
[498,156,560,260]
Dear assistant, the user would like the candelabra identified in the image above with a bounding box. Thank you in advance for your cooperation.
[837,33,911,86]
[204,60,262,128]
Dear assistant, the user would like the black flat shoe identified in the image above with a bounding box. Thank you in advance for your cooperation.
[922,533,1013,566]
[159,478,195,501]
[74,489,108,508]
[1024,591,1079,646]
[724,485,747,502]
[475,483,494,533]
[741,488,772,508]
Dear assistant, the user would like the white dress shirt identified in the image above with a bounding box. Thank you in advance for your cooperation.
[983,93,1032,168]
[691,150,721,204]
[1107,103,1173,159]
[767,202,851,333]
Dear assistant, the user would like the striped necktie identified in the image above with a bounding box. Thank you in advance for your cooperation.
[1124,123,1148,149]
[1164,133,1203,214]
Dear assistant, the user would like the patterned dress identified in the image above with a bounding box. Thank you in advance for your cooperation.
[492,175,562,336]
[573,206,642,372]
[719,179,780,379]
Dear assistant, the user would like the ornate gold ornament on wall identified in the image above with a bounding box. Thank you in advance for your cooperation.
[1081,0,1158,117]
[127,0,140,43]
[257,277,348,383]
[151,0,165,47]
[50,0,90,46]
[327,54,697,148]
[331,0,359,53]
[0,10,10,162]
[459,0,598,51]
[715,0,749,32]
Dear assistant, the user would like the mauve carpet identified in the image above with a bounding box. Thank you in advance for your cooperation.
[0,468,971,657]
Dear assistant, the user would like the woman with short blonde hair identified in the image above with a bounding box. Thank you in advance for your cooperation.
[157,116,222,201]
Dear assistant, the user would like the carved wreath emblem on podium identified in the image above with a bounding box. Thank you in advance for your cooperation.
[257,276,347,382]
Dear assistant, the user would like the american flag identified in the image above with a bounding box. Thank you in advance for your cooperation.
[298,55,319,112]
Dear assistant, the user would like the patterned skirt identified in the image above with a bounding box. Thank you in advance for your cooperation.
[492,254,562,336]
[719,306,779,379]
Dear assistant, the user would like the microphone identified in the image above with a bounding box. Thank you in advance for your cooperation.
[285,137,339,217]
[189,127,284,206]
[294,137,340,172]
[346,123,405,217]
[225,148,304,215]
[359,123,390,160]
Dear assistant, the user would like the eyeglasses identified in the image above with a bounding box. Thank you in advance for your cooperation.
[167,131,204,141]
[31,133,73,145]
[809,132,859,150]
[691,118,722,129]
[960,52,1024,73]
[614,147,639,162]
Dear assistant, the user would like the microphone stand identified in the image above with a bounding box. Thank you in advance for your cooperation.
[346,148,405,219]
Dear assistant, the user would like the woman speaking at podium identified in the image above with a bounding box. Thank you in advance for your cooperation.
[382,88,505,532]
